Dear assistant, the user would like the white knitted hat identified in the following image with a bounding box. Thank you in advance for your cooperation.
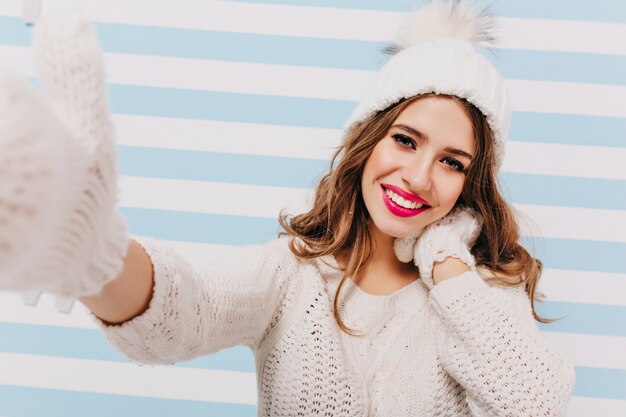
[344,0,510,172]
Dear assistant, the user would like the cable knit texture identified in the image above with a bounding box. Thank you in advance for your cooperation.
[0,12,128,297]
[93,236,575,416]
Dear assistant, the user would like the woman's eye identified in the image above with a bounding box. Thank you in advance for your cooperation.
[443,157,465,173]
[392,134,415,148]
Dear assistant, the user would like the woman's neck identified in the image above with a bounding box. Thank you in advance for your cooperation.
[337,225,420,296]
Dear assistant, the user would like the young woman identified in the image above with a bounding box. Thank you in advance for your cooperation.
[0,1,575,415]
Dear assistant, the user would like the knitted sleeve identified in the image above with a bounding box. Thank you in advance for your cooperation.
[428,271,576,417]
[91,236,300,365]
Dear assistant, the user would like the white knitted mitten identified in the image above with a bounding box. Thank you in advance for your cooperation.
[394,206,482,289]
[0,12,128,297]
[392,227,424,263]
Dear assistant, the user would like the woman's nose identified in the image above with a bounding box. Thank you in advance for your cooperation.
[402,156,433,192]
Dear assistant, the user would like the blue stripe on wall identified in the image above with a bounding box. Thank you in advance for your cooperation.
[0,16,29,44]
[118,146,329,189]
[107,85,626,142]
[120,208,282,246]
[118,146,626,211]
[225,0,626,24]
[537,302,626,338]
[525,238,626,275]
[509,112,626,148]
[494,49,626,86]
[2,16,626,86]
[109,85,354,130]
[499,173,626,211]
[0,322,256,372]
[572,367,626,400]
[120,207,626,275]
[0,385,257,417]
[96,23,383,71]
[0,17,381,70]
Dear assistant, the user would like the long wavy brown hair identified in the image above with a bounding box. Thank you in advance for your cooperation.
[278,93,550,335]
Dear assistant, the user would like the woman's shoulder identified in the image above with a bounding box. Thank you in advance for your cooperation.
[264,235,344,279]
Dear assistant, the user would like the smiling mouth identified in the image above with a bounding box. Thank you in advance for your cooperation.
[380,184,430,209]
[380,186,430,218]
[381,185,431,210]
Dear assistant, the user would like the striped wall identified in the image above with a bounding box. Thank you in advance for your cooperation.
[0,0,625,415]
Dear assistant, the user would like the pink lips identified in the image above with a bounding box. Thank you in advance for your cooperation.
[382,183,430,205]
[380,184,430,218]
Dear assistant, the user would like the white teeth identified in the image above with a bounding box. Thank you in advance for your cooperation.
[385,188,425,210]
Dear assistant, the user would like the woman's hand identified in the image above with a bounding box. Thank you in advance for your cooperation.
[432,256,471,284]
[394,206,482,289]
[0,12,129,298]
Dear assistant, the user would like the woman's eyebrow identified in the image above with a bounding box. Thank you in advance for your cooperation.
[392,123,475,161]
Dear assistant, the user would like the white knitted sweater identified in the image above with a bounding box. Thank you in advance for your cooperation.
[94,236,575,416]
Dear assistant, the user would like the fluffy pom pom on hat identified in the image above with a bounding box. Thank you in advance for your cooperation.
[344,0,510,172]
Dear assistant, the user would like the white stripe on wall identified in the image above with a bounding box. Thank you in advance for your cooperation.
[103,54,372,101]
[503,142,626,181]
[0,352,257,404]
[0,46,373,101]
[0,292,96,329]
[119,177,313,219]
[500,17,626,56]
[114,115,341,160]
[543,332,626,371]
[565,396,626,417]
[507,80,626,118]
[514,204,626,244]
[23,0,402,41]
[538,269,626,307]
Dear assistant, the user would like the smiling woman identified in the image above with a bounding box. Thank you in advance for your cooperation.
[362,96,474,236]
[0,1,577,416]
[279,89,549,329]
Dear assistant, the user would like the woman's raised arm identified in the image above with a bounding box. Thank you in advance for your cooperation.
[0,12,301,364]
[90,236,301,365]
[80,239,155,325]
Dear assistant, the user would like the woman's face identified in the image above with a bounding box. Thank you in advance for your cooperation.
[361,95,476,239]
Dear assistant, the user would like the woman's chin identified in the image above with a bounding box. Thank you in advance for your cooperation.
[372,219,421,240]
